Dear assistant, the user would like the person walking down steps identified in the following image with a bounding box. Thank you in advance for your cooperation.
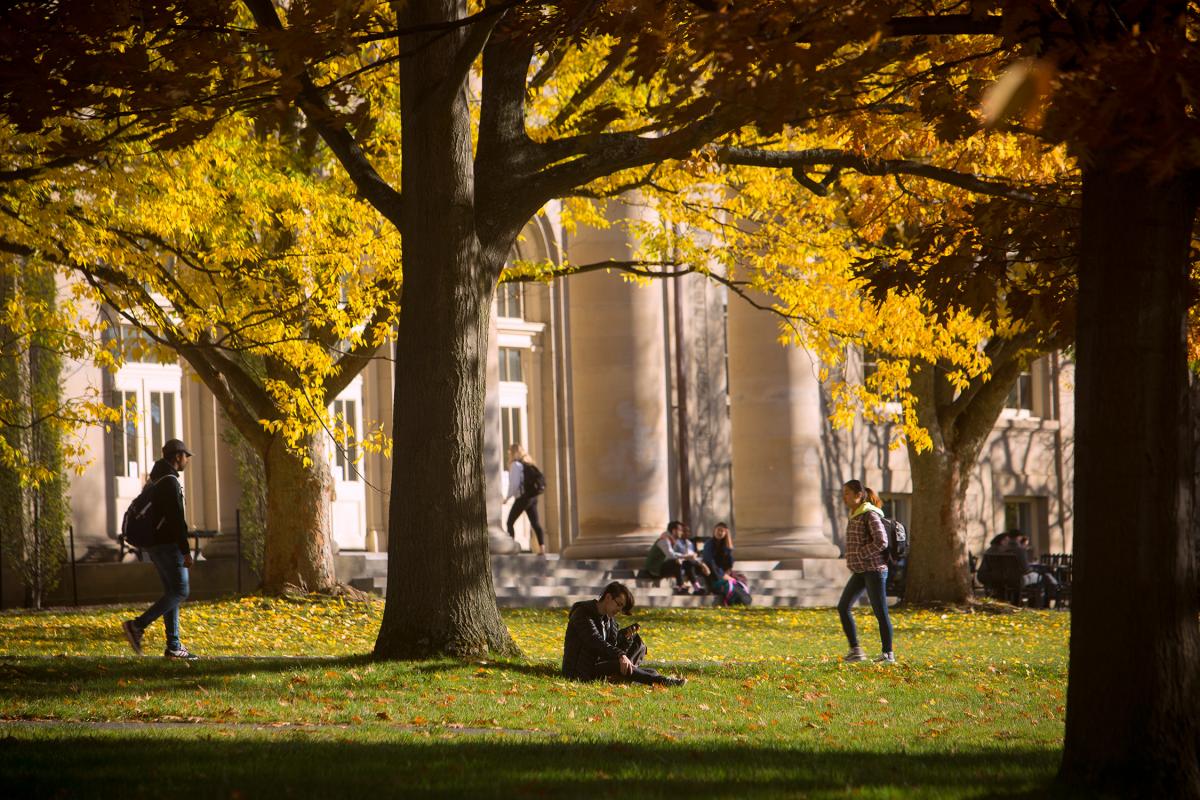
[505,443,546,555]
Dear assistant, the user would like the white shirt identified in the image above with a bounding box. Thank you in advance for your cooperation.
[505,460,524,501]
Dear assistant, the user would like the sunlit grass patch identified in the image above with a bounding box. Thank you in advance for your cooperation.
[0,597,1071,798]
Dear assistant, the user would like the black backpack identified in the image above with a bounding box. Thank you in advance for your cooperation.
[121,477,169,547]
[882,517,909,566]
[522,462,546,496]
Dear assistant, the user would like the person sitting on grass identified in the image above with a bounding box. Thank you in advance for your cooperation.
[561,581,686,687]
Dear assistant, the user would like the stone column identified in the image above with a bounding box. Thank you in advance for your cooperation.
[727,295,840,561]
[485,310,519,555]
[560,203,671,558]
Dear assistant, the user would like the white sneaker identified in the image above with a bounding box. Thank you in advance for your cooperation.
[873,652,896,664]
[844,646,867,662]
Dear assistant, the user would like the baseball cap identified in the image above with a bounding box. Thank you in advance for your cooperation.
[162,439,193,457]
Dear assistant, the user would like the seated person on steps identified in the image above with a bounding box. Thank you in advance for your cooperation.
[670,524,710,594]
[561,582,686,687]
[701,521,735,582]
[641,521,707,593]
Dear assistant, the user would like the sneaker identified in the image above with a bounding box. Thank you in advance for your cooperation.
[662,676,687,687]
[843,646,867,663]
[164,646,199,661]
[121,620,143,656]
[873,652,896,664]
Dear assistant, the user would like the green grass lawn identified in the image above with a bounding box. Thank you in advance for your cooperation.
[0,596,1088,799]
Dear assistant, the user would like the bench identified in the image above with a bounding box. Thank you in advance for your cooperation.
[977,552,1045,607]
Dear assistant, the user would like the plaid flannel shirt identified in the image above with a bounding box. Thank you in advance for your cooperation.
[845,506,888,573]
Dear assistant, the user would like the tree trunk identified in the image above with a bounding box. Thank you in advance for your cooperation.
[1060,164,1200,797]
[261,433,338,594]
[373,0,518,659]
[905,445,975,604]
[902,362,974,603]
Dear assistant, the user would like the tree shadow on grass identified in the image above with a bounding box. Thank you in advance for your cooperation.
[409,658,561,679]
[0,734,1093,800]
[0,654,377,700]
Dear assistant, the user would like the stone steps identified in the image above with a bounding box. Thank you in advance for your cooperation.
[339,550,849,609]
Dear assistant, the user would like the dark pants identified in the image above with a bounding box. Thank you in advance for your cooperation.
[837,568,893,654]
[580,640,664,686]
[661,559,702,587]
[588,659,670,686]
[134,543,189,651]
[506,494,544,547]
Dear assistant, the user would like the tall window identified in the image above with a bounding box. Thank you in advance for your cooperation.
[500,406,523,454]
[879,494,911,528]
[332,398,360,482]
[496,283,524,319]
[111,390,139,478]
[1005,369,1034,414]
[1004,500,1033,536]
[498,347,523,382]
[148,391,177,459]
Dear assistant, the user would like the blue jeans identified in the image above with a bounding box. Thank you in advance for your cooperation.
[134,543,189,651]
[837,569,894,653]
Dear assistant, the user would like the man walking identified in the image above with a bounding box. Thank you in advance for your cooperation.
[122,439,199,660]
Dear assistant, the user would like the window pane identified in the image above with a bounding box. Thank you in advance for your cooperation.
[126,395,139,477]
[163,393,175,441]
[111,393,126,477]
[1006,372,1033,411]
[509,349,522,381]
[499,347,523,382]
[346,400,359,480]
[1004,501,1032,535]
[150,392,163,458]
[497,283,523,319]
[501,409,512,455]
[501,407,522,454]
[113,391,139,478]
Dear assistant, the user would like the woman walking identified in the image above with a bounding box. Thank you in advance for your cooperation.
[505,443,546,555]
[836,480,895,663]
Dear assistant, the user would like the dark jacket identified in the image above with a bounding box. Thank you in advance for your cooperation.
[702,538,734,578]
[561,600,625,679]
[148,459,189,555]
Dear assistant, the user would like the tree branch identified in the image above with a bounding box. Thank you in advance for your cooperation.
[427,2,509,111]
[241,0,404,226]
[713,146,1040,203]
[520,258,819,329]
[885,14,1003,38]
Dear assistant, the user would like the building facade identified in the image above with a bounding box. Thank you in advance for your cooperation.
[57,208,1076,576]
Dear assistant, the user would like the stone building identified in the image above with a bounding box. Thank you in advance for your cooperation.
[44,206,1075,589]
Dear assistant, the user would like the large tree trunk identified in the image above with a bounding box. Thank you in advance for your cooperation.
[902,356,1022,604]
[1060,163,1200,797]
[261,433,338,594]
[905,446,975,604]
[373,0,517,659]
[903,363,975,604]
